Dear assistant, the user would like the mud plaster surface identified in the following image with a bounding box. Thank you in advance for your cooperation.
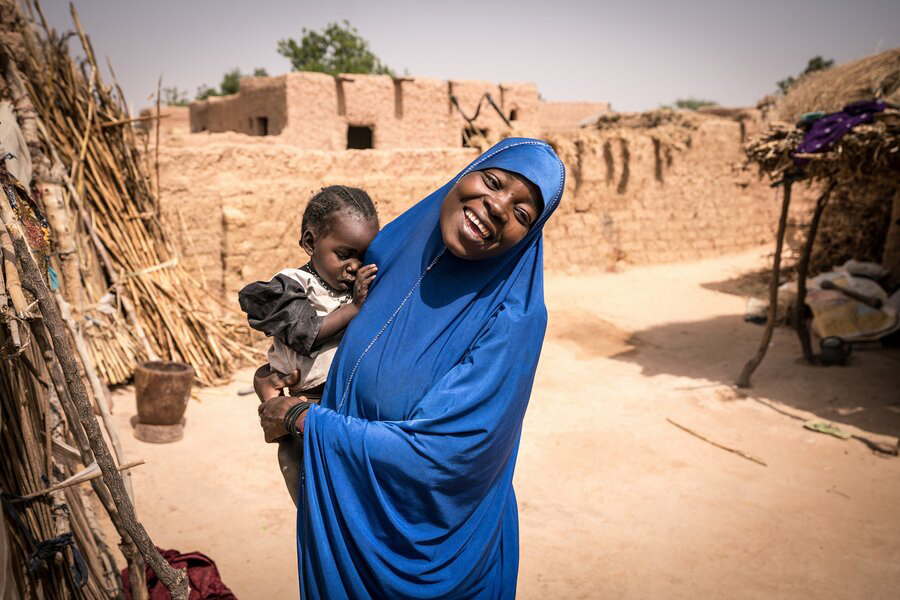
[104,247,900,599]
[158,113,812,307]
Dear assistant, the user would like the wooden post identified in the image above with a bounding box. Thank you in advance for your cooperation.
[0,174,189,600]
[794,183,835,363]
[882,190,900,291]
[737,179,793,388]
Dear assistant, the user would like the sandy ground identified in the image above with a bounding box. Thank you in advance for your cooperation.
[107,247,900,599]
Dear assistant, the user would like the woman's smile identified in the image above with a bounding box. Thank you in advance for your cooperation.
[462,206,494,242]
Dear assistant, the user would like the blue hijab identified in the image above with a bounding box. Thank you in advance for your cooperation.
[300,138,565,599]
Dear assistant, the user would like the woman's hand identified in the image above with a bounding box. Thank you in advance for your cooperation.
[258,395,307,443]
[352,264,378,308]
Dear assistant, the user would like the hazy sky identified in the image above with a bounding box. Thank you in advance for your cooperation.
[40,0,898,112]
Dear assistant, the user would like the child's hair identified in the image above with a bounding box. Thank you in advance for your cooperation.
[301,185,379,236]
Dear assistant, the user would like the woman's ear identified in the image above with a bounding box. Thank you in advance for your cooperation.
[300,229,316,257]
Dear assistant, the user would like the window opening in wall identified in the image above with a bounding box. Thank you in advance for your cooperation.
[255,117,269,136]
[509,109,518,121]
[347,125,374,149]
[462,127,488,148]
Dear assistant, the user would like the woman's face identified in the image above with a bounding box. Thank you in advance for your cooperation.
[439,168,542,260]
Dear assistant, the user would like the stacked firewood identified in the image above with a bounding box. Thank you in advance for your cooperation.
[5,0,257,387]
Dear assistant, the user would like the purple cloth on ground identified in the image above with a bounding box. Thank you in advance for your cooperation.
[794,100,886,161]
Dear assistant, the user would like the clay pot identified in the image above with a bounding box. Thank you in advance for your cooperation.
[132,361,194,443]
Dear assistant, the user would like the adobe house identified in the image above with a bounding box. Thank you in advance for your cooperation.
[189,72,609,149]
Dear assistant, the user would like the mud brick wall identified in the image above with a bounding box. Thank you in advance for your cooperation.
[544,117,785,271]
[159,115,790,305]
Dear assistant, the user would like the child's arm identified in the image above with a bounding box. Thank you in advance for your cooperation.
[253,363,300,403]
[314,264,377,343]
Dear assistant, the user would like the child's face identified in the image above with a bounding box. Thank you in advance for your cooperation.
[301,214,378,291]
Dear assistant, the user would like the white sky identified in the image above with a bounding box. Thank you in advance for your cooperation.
[39,0,899,112]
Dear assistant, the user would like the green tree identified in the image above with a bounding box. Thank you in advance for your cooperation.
[777,55,834,94]
[277,20,394,76]
[162,86,189,106]
[195,67,269,100]
[661,97,718,110]
[219,68,242,95]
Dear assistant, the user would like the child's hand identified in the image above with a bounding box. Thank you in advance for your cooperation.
[253,364,300,403]
[352,264,377,309]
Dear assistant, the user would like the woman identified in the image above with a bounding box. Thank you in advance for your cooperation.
[259,138,565,598]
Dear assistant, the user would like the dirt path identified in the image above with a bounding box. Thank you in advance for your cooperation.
[109,247,900,599]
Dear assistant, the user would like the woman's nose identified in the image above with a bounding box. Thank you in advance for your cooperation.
[483,193,509,223]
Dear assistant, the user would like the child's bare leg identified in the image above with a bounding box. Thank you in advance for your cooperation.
[278,437,302,507]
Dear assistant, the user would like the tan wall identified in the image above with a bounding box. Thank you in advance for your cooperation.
[339,74,399,148]
[540,101,613,132]
[544,116,784,270]
[159,140,477,301]
[501,82,541,129]
[282,72,343,149]
[160,115,786,305]
[190,76,288,137]
[449,79,505,142]
[395,77,457,148]
[140,105,190,136]
[190,74,559,150]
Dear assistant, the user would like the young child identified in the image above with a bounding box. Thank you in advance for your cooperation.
[238,185,379,505]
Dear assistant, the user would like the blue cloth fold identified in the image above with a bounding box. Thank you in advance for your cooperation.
[298,138,565,599]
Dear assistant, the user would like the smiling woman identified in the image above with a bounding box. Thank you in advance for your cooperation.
[440,167,544,260]
[257,138,565,598]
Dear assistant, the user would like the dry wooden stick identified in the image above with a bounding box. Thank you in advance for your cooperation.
[794,183,834,363]
[667,418,767,467]
[29,320,148,600]
[17,459,145,500]
[737,179,792,388]
[55,290,136,503]
[155,73,162,204]
[101,113,169,129]
[0,176,188,599]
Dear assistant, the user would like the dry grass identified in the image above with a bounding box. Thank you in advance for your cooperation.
[775,49,900,123]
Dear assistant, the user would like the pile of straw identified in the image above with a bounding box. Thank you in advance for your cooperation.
[2,3,196,597]
[4,2,257,385]
[775,48,900,123]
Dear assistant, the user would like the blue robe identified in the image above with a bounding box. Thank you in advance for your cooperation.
[299,138,566,598]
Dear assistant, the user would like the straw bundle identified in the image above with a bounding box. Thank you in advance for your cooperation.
[775,48,900,124]
[0,332,122,599]
[745,113,900,184]
[4,1,258,386]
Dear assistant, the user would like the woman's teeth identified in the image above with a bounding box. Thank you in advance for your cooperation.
[464,207,490,239]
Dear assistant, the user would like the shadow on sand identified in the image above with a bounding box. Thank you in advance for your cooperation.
[557,310,900,439]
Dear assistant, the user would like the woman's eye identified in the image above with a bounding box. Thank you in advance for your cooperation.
[485,173,500,189]
[515,208,532,227]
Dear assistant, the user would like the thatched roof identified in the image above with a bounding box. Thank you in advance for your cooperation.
[775,48,900,123]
